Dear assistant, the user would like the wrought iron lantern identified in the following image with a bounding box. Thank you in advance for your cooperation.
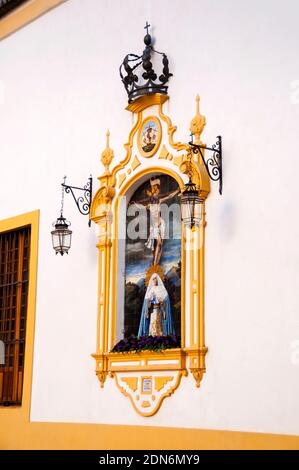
[180,177,202,230]
[51,177,72,255]
[51,215,72,256]
[51,175,92,256]
[180,132,223,229]
[180,92,223,229]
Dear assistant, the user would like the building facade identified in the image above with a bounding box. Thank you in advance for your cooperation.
[0,0,299,450]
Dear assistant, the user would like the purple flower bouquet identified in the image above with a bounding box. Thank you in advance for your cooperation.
[111,335,180,353]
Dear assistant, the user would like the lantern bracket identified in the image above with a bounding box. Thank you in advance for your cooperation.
[189,135,223,195]
[62,176,93,226]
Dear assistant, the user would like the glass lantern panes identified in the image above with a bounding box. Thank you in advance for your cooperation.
[180,180,202,229]
[51,217,72,255]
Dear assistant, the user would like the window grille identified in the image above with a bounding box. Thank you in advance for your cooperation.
[0,226,30,406]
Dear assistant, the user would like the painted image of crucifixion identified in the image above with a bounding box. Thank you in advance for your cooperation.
[124,174,182,340]
[130,176,180,265]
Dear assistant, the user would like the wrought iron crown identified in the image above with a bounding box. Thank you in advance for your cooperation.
[120,22,173,103]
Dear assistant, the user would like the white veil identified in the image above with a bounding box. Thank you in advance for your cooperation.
[145,273,168,302]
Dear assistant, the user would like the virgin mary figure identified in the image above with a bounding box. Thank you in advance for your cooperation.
[138,273,175,337]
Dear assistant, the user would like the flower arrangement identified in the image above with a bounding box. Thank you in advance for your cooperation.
[111,335,180,353]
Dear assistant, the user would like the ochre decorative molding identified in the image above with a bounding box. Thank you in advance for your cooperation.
[90,131,116,222]
[131,155,141,171]
[121,377,138,392]
[141,400,150,408]
[111,113,143,181]
[91,94,210,225]
[155,376,173,392]
[190,95,206,144]
[126,93,168,113]
[101,130,114,175]
[158,102,188,152]
[115,370,185,417]
[91,93,210,414]
[0,0,67,40]
[159,144,173,161]
[118,173,126,188]
[190,369,204,388]
[107,348,187,373]
[96,371,108,388]
[187,347,208,386]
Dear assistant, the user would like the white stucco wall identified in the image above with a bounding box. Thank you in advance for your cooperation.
[1,0,299,435]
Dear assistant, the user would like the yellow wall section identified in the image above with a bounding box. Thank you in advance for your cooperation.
[0,0,67,40]
[1,421,299,450]
[0,211,298,450]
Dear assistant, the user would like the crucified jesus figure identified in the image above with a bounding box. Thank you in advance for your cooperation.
[130,177,179,266]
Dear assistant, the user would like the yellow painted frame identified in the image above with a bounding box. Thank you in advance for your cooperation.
[0,210,39,417]
[110,166,185,350]
[0,0,67,40]
[137,115,162,158]
[91,94,211,414]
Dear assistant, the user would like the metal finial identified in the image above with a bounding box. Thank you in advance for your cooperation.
[144,21,150,35]
[60,176,67,216]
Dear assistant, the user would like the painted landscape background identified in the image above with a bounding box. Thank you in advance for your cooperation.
[124,174,181,339]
